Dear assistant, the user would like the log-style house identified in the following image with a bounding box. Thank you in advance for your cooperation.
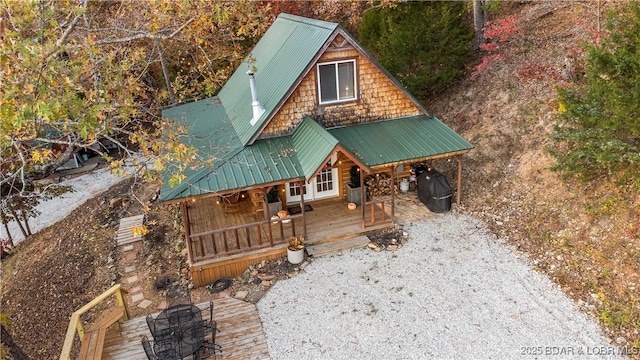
[160,13,474,287]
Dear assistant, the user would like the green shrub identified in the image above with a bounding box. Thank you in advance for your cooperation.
[358,2,474,98]
[549,3,640,185]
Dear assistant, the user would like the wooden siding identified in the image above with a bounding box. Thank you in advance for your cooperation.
[101,298,269,360]
[261,46,422,137]
[191,246,287,288]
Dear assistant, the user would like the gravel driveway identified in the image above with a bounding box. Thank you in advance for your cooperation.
[257,215,623,359]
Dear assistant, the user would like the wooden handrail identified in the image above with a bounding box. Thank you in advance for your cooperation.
[59,284,129,360]
[189,214,304,262]
[365,197,394,226]
[189,213,303,238]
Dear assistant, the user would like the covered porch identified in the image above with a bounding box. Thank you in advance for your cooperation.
[183,190,395,287]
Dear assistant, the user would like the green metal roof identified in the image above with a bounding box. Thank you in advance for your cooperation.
[159,13,474,203]
[159,117,343,200]
[291,116,339,180]
[159,97,244,201]
[162,137,306,200]
[328,116,474,167]
[219,14,337,146]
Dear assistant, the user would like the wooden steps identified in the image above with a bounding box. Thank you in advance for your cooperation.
[79,307,125,360]
[306,235,371,257]
[115,215,145,246]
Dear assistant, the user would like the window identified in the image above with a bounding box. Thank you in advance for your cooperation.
[317,60,356,104]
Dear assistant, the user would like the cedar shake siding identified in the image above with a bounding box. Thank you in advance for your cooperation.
[261,46,421,138]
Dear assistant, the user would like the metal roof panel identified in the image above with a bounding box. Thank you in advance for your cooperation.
[328,116,473,167]
[220,14,337,146]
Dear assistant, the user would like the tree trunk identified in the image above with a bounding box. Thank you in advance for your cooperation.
[1,210,14,244]
[20,210,31,236]
[0,323,30,360]
[158,43,177,105]
[473,0,486,50]
[7,206,27,239]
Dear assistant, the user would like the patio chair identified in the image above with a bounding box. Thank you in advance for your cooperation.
[142,335,157,360]
[221,192,242,214]
[142,335,180,360]
[201,301,222,355]
[248,188,266,216]
[195,321,222,360]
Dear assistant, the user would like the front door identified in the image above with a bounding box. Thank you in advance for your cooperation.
[286,156,339,203]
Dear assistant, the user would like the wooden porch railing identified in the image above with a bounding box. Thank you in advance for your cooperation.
[59,284,129,360]
[365,197,394,226]
[189,214,304,263]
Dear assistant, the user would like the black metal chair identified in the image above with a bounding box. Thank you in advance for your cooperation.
[198,301,222,359]
[142,335,180,360]
[142,335,158,360]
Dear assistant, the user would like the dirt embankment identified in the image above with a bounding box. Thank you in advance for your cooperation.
[429,1,639,350]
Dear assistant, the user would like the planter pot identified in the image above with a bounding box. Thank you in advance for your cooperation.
[287,248,305,264]
[268,200,282,217]
[345,183,361,205]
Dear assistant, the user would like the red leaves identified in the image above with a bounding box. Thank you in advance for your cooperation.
[471,14,521,81]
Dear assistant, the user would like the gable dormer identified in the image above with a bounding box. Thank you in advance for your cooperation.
[260,29,425,138]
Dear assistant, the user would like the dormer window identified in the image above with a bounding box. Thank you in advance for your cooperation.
[317,59,356,105]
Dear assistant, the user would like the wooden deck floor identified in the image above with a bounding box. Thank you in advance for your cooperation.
[102,297,269,360]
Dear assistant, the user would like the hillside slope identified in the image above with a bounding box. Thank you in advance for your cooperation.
[429,1,639,348]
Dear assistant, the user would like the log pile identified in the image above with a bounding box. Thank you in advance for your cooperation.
[365,173,398,199]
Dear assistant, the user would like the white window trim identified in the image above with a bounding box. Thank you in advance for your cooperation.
[317,59,357,105]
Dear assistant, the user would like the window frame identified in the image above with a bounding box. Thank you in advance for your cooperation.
[316,59,358,105]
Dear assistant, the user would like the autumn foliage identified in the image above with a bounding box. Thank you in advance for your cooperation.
[471,14,521,80]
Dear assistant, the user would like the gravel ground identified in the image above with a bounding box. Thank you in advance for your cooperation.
[1,165,128,244]
[257,214,623,360]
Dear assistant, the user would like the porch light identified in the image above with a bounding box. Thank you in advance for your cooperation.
[216,200,220,204]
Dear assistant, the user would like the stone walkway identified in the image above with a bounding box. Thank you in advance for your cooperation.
[115,215,160,311]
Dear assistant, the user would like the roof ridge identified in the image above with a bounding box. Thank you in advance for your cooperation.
[277,13,338,30]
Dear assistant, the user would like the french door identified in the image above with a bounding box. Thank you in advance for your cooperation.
[286,156,339,203]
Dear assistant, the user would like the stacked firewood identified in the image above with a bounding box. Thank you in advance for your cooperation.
[365,173,398,199]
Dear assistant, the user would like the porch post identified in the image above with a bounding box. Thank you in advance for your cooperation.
[299,180,307,238]
[360,167,365,229]
[456,155,462,205]
[390,165,395,221]
[180,201,193,264]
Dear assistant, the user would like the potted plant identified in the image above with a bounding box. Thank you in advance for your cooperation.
[346,165,361,205]
[287,235,305,264]
[267,186,282,216]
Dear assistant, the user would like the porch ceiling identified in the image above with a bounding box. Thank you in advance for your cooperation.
[328,115,474,167]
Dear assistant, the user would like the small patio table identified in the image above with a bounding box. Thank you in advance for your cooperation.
[153,304,205,359]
